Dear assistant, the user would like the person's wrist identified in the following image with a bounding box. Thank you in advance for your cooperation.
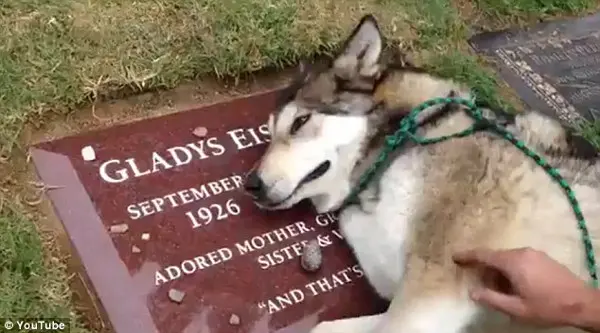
[570,287,600,332]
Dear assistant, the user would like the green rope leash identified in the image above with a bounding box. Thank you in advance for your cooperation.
[343,96,598,288]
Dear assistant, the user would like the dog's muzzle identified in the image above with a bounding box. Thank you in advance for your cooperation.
[243,161,331,208]
[243,170,267,202]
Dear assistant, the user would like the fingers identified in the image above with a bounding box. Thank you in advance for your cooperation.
[452,249,483,265]
[452,248,501,267]
[470,287,528,317]
[453,247,519,271]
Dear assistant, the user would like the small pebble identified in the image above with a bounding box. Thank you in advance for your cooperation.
[193,126,208,138]
[300,239,322,272]
[168,288,185,303]
[81,145,96,161]
[132,245,141,253]
[109,223,129,234]
[141,233,150,241]
[229,314,241,326]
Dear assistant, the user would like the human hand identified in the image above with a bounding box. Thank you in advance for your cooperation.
[453,247,597,328]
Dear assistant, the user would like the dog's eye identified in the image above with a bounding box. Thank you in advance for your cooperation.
[290,114,311,134]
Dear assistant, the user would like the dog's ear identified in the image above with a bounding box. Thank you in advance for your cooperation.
[333,14,383,80]
[276,60,318,107]
[297,60,309,81]
[296,59,321,85]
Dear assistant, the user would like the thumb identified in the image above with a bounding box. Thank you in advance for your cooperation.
[470,287,528,317]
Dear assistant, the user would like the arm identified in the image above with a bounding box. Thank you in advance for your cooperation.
[572,288,600,333]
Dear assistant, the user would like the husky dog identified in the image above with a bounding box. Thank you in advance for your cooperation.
[243,14,600,333]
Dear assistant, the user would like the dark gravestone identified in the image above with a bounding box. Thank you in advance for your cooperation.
[468,13,600,126]
[30,89,387,333]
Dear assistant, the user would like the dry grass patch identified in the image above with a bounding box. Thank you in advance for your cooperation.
[0,0,421,155]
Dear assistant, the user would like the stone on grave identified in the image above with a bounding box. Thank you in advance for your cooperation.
[30,88,388,333]
[300,239,322,273]
[168,288,185,303]
[109,223,129,234]
[192,126,208,138]
[229,313,241,326]
[81,145,96,161]
[469,13,600,127]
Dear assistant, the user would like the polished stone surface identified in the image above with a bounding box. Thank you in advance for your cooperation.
[31,89,387,333]
[469,13,600,126]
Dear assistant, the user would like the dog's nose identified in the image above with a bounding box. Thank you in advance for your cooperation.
[244,170,266,199]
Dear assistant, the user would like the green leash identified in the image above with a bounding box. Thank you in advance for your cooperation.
[342,96,598,288]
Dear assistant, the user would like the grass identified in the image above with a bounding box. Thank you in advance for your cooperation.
[473,0,596,18]
[0,0,409,154]
[428,52,520,113]
[0,0,598,331]
[0,207,88,332]
[577,120,600,148]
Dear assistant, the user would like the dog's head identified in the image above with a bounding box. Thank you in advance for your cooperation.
[244,15,404,212]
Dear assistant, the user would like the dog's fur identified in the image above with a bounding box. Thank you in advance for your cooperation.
[243,14,600,333]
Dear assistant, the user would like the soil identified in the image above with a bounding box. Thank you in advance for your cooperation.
[1,67,296,333]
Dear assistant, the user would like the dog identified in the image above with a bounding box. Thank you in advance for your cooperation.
[243,14,600,333]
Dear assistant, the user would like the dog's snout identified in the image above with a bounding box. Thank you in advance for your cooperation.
[244,170,266,199]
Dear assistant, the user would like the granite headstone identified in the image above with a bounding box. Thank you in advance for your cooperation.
[30,88,387,333]
[469,12,600,126]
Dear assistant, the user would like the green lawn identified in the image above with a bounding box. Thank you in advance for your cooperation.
[0,207,90,332]
[0,0,598,331]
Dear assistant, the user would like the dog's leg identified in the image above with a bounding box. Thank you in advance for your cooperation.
[308,199,405,333]
[367,250,483,333]
[375,289,481,333]
[337,203,406,300]
[308,203,408,333]
[310,313,385,333]
[309,295,481,333]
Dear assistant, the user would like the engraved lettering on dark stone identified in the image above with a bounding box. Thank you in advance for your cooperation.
[469,13,600,127]
[29,89,387,333]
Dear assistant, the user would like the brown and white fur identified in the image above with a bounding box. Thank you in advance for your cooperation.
[243,14,600,333]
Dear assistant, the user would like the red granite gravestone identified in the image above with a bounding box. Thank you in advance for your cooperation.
[30,88,388,333]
